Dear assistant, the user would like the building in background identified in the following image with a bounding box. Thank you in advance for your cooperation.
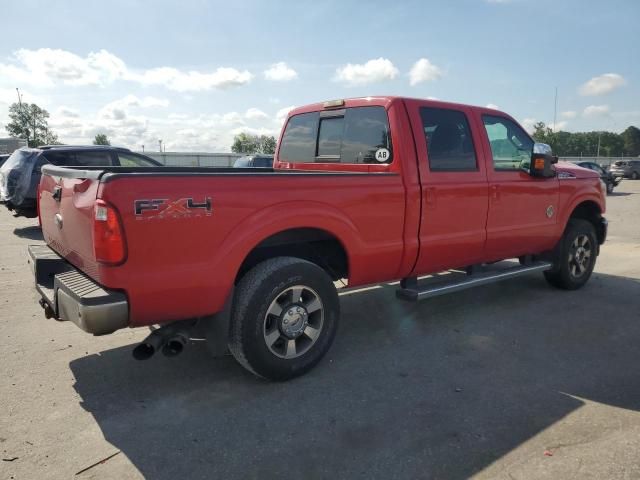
[0,138,28,154]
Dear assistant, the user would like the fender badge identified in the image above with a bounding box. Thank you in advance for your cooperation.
[546,205,554,218]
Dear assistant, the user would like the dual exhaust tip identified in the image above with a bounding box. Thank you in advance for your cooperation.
[132,328,189,360]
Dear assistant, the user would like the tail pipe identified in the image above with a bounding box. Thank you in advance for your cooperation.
[132,321,193,360]
[132,329,166,360]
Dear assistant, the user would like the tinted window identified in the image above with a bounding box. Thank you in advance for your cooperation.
[118,152,156,167]
[252,156,273,167]
[75,151,114,166]
[317,116,344,158]
[341,107,391,163]
[41,151,74,166]
[278,112,319,162]
[482,115,533,171]
[278,107,392,164]
[420,107,476,171]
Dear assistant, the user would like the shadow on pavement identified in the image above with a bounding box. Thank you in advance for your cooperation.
[13,225,44,241]
[70,271,640,479]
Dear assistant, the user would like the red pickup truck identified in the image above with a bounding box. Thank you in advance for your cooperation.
[29,96,607,380]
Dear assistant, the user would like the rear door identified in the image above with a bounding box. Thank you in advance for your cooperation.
[477,113,559,260]
[405,101,489,274]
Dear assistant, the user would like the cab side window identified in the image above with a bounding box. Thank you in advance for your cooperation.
[420,107,477,171]
[482,115,533,171]
[118,153,157,167]
[74,151,114,166]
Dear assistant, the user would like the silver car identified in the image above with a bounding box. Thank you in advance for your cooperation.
[610,160,640,180]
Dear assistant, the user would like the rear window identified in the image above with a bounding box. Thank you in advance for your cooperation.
[279,106,392,164]
[41,151,115,166]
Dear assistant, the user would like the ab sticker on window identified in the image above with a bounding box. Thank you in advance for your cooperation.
[375,148,390,163]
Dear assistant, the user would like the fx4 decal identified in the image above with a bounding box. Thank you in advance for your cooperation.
[134,197,212,219]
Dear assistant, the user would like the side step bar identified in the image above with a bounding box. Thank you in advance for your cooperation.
[396,261,553,302]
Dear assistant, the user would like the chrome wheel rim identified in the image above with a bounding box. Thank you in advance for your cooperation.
[568,234,592,278]
[263,285,324,359]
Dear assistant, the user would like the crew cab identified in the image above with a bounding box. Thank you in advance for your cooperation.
[29,97,607,380]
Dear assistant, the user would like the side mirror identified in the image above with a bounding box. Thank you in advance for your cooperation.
[530,143,558,178]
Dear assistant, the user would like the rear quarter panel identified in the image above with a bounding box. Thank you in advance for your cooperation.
[97,172,407,326]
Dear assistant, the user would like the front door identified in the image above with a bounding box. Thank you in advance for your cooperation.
[478,113,559,261]
[406,101,489,275]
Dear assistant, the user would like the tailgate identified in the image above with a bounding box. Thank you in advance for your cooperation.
[39,166,102,275]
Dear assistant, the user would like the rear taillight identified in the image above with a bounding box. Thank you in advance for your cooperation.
[93,200,126,264]
[36,184,42,227]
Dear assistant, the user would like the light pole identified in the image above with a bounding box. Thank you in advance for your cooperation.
[158,139,162,152]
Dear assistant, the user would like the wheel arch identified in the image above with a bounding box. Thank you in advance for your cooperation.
[567,199,606,244]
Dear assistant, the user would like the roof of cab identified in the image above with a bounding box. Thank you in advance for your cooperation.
[287,96,505,118]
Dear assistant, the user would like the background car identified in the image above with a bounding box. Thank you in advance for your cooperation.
[0,145,160,217]
[0,154,11,167]
[233,154,274,168]
[576,161,622,194]
[610,159,640,180]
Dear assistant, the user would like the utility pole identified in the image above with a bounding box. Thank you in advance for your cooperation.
[158,139,162,152]
[16,88,28,144]
[552,86,558,132]
[142,145,145,152]
[596,132,601,158]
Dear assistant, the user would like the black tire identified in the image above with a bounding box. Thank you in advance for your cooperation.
[632,171,639,180]
[606,182,614,194]
[229,257,339,380]
[544,219,597,290]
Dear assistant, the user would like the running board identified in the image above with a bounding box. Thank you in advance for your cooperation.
[396,261,553,302]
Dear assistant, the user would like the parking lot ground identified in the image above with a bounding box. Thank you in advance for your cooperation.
[1,181,639,480]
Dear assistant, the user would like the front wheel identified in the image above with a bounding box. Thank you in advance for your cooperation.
[544,219,597,290]
[229,257,339,380]
[632,171,639,180]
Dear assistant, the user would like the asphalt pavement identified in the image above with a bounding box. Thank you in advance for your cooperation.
[1,181,639,479]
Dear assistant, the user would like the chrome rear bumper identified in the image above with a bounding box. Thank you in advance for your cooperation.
[28,245,128,335]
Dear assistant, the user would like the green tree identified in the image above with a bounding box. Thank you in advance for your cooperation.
[260,135,277,154]
[231,132,277,154]
[93,133,111,145]
[532,122,553,144]
[5,102,58,147]
[621,126,640,156]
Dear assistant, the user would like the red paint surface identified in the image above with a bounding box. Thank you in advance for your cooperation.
[39,97,605,328]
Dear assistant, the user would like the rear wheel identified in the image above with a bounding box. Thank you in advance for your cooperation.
[606,182,614,194]
[632,171,639,180]
[544,219,597,290]
[229,257,339,380]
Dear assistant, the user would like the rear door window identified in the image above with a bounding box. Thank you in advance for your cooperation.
[117,152,157,167]
[278,106,392,164]
[420,107,477,171]
[74,151,115,166]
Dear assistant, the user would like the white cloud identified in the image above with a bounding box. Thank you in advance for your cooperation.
[0,48,126,87]
[521,118,538,132]
[334,58,398,86]
[409,58,442,86]
[0,48,253,92]
[133,66,252,92]
[550,121,568,131]
[263,62,298,81]
[583,105,610,117]
[579,73,626,96]
[55,106,80,118]
[276,105,296,124]
[561,110,577,119]
[98,95,169,120]
[245,108,269,120]
[486,103,500,110]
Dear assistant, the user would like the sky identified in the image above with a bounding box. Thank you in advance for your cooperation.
[0,0,638,152]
